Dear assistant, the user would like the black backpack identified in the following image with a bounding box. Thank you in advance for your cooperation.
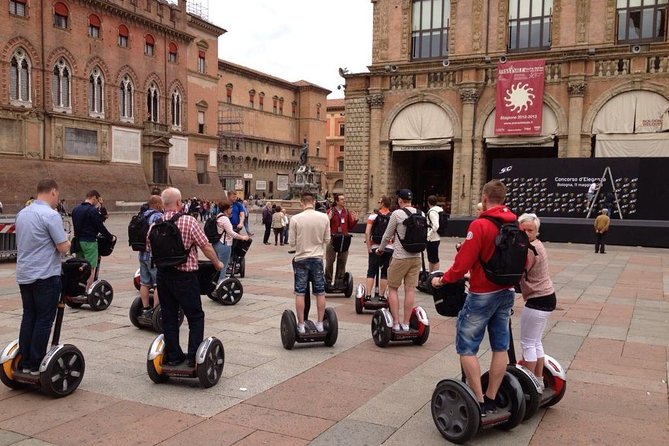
[127,210,158,251]
[396,208,428,253]
[427,209,449,237]
[479,216,536,286]
[204,214,225,244]
[148,213,190,267]
[370,212,390,244]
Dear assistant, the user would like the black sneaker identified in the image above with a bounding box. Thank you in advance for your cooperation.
[364,295,371,301]
[187,358,196,368]
[165,356,186,367]
[483,396,497,415]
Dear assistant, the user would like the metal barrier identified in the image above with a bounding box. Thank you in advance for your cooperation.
[0,218,17,260]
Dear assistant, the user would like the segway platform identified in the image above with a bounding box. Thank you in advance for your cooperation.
[371,307,430,347]
[280,307,338,350]
[325,272,354,298]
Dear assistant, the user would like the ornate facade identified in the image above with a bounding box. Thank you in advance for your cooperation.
[345,0,669,215]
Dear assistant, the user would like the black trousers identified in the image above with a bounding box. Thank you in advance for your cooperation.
[263,222,272,244]
[595,232,607,253]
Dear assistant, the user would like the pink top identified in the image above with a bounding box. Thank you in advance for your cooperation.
[216,214,245,246]
[519,239,555,299]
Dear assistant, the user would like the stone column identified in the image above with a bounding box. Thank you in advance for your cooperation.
[366,93,384,213]
[455,87,479,216]
[567,80,586,158]
[343,96,371,215]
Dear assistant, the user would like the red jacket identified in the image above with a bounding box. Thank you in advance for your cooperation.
[442,205,517,293]
[328,207,358,235]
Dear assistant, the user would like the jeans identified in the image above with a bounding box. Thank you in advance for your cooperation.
[293,258,326,295]
[156,268,204,363]
[263,222,272,244]
[18,275,61,370]
[214,241,232,282]
[283,224,289,244]
[456,289,515,355]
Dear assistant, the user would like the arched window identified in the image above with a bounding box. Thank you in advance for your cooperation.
[118,25,129,47]
[144,34,155,56]
[88,67,104,116]
[197,50,205,73]
[168,42,178,63]
[411,0,451,59]
[171,89,181,128]
[147,82,159,122]
[279,97,284,115]
[272,95,278,114]
[88,14,101,38]
[258,92,265,111]
[52,59,70,109]
[119,75,133,120]
[53,2,68,29]
[10,48,31,104]
[225,83,233,104]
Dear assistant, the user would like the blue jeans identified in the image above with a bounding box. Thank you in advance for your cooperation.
[214,241,232,282]
[18,275,61,370]
[293,258,326,295]
[456,289,515,355]
[156,268,204,363]
[283,224,289,244]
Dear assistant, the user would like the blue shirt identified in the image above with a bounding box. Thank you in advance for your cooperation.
[229,201,244,226]
[15,200,68,285]
[139,209,163,261]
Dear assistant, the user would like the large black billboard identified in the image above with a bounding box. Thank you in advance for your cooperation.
[492,157,669,221]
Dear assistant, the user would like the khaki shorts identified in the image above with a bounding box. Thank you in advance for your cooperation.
[387,256,421,289]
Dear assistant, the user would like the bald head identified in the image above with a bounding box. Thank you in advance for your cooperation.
[161,187,182,209]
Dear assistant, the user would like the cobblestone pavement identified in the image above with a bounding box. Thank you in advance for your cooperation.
[0,214,667,445]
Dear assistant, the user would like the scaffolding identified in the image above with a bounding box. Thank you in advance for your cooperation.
[217,105,245,191]
[186,0,209,21]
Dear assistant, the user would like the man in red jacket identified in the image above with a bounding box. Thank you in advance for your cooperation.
[432,180,516,416]
[325,193,358,290]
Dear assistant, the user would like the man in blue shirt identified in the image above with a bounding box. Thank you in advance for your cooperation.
[227,191,246,233]
[138,195,163,317]
[15,179,71,375]
[72,190,113,290]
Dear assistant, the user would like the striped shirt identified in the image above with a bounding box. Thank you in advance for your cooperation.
[147,210,209,272]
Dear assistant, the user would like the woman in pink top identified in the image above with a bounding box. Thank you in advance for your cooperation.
[518,213,556,389]
[214,199,249,283]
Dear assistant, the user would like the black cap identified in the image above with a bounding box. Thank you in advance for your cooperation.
[397,189,413,201]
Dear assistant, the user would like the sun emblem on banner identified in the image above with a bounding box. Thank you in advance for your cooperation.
[504,82,535,113]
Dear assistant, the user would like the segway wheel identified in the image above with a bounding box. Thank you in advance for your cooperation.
[239,258,246,278]
[323,308,338,347]
[129,297,143,329]
[431,379,480,444]
[409,311,430,346]
[65,299,83,309]
[197,338,225,388]
[355,296,363,314]
[541,367,567,408]
[151,305,185,333]
[344,272,353,298]
[507,366,541,421]
[0,357,26,390]
[40,345,85,398]
[88,281,113,311]
[216,278,244,306]
[280,310,297,350]
[481,371,526,430]
[371,310,390,347]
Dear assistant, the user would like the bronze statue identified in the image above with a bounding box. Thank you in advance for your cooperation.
[299,137,308,166]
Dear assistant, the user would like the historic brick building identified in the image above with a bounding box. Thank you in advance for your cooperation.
[324,98,346,195]
[344,0,669,216]
[216,61,329,200]
[0,0,226,211]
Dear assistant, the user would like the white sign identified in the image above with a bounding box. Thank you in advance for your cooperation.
[277,174,289,191]
[235,179,243,190]
[111,127,141,163]
[256,180,267,191]
[169,136,188,167]
[209,148,217,167]
[243,173,253,179]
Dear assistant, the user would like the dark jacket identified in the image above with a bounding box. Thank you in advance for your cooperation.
[262,206,273,225]
[72,202,112,242]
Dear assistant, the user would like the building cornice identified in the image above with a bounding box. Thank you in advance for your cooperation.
[187,13,226,37]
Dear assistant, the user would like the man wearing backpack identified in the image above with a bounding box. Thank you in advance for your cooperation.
[146,188,224,368]
[377,189,425,331]
[431,180,518,417]
[325,193,358,290]
[364,196,392,299]
[426,195,444,272]
[137,195,163,317]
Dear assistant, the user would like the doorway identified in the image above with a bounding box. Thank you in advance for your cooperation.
[391,148,453,213]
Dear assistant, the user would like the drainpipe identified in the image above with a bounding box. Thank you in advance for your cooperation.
[40,0,46,160]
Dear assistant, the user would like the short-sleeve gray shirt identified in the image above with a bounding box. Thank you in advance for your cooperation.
[15,200,67,284]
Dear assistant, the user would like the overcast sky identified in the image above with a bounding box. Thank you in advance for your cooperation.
[206,0,373,98]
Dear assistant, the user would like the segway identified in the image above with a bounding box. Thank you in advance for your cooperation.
[0,258,87,397]
[280,266,339,350]
[146,335,224,388]
[65,235,115,311]
[210,255,244,306]
[371,306,430,347]
[325,234,354,297]
[354,248,391,314]
[225,238,252,278]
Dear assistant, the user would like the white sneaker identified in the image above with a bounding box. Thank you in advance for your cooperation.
[392,324,401,331]
[400,323,410,332]
[315,321,324,333]
[538,381,545,393]
[297,323,306,334]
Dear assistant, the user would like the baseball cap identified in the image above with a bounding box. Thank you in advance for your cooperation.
[396,189,413,200]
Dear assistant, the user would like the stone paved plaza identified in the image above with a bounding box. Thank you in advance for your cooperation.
[0,214,667,445]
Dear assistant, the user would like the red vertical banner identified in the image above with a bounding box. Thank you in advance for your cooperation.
[494,59,545,135]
